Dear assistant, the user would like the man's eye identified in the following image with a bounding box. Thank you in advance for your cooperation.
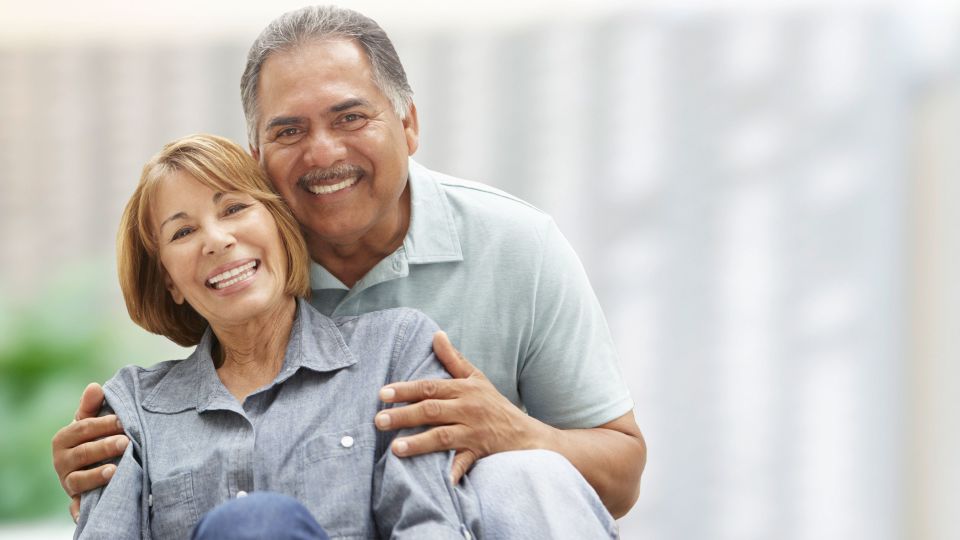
[272,127,305,143]
[171,227,192,241]
[338,113,367,129]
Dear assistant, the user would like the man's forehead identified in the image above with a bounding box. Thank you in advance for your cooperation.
[263,38,370,76]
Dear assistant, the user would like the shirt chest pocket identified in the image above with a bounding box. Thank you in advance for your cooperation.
[149,470,199,539]
[298,423,377,538]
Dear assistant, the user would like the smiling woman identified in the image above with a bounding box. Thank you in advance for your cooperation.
[117,134,310,348]
[74,133,492,538]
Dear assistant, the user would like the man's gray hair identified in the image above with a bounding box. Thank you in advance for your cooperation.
[240,5,414,147]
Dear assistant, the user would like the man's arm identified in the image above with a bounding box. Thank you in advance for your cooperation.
[376,332,646,519]
[51,383,129,521]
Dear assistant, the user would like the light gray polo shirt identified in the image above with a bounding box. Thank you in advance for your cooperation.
[309,160,632,429]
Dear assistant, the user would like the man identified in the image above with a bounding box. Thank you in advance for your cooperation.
[52,4,646,525]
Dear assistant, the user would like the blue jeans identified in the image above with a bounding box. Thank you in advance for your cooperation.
[191,492,329,540]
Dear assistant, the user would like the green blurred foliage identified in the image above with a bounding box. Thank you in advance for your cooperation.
[0,259,185,521]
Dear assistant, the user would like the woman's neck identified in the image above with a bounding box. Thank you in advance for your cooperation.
[210,297,297,402]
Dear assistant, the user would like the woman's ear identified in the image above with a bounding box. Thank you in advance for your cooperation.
[164,272,185,305]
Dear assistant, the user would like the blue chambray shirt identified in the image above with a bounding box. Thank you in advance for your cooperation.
[75,300,480,539]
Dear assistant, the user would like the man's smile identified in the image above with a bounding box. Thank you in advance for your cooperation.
[297,164,366,196]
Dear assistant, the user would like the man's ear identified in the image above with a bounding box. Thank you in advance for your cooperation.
[250,143,261,162]
[164,272,185,305]
[403,102,419,156]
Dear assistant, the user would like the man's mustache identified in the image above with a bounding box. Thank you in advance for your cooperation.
[297,164,366,188]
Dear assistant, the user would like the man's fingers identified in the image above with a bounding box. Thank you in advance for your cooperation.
[432,331,475,379]
[70,496,80,524]
[64,463,117,498]
[376,399,460,432]
[390,425,468,457]
[379,378,460,404]
[74,383,105,421]
[450,449,478,485]
[53,415,123,453]
[56,433,128,490]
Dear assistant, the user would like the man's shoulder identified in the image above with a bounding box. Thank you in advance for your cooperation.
[416,164,556,241]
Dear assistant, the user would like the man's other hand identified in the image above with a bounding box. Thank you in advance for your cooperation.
[51,382,128,522]
[376,331,548,484]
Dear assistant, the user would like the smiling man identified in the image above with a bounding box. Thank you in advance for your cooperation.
[52,4,646,529]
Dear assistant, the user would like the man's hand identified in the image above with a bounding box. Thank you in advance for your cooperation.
[376,331,549,484]
[51,382,129,522]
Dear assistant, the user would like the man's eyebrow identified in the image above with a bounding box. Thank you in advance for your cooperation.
[263,100,370,132]
[330,98,370,113]
[263,116,306,133]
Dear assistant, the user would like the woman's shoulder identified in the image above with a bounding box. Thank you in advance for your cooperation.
[102,357,193,411]
[330,307,439,344]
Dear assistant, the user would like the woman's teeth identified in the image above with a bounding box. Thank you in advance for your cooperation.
[207,261,257,289]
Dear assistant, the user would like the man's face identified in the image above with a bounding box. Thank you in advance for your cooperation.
[251,39,419,251]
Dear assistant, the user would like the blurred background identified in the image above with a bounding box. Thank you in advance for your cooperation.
[1,0,958,538]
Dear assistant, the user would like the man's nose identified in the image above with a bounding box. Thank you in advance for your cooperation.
[302,128,348,169]
[202,223,236,255]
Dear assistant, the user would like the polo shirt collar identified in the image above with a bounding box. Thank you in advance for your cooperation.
[141,298,356,414]
[403,159,463,264]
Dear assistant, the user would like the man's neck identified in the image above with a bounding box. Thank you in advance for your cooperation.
[307,187,411,288]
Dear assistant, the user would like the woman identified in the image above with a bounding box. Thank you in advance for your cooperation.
[74,134,478,539]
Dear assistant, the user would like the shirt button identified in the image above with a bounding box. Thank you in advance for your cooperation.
[340,435,354,448]
[237,490,248,498]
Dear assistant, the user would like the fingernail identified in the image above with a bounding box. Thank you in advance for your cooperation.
[71,511,79,524]
[376,413,392,429]
[102,465,116,480]
[394,440,408,455]
[116,418,123,430]
[116,438,128,452]
[379,387,395,400]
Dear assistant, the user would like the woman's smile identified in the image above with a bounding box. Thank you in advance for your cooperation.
[205,259,260,291]
[152,170,290,326]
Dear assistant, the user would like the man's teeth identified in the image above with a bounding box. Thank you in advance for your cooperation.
[208,261,257,289]
[307,176,359,195]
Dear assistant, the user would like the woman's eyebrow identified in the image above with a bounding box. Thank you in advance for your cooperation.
[159,211,187,230]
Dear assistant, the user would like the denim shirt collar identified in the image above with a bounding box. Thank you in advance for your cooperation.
[309,159,464,290]
[141,298,356,414]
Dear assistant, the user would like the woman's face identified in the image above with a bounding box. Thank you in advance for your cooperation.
[152,171,290,327]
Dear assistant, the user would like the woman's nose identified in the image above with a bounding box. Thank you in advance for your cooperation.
[202,224,236,255]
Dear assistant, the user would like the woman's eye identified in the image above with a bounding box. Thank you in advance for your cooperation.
[171,227,192,241]
[225,203,249,216]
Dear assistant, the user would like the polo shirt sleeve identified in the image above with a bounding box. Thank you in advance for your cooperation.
[519,219,634,429]
[75,369,146,539]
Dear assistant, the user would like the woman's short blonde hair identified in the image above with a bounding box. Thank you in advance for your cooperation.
[117,133,310,346]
